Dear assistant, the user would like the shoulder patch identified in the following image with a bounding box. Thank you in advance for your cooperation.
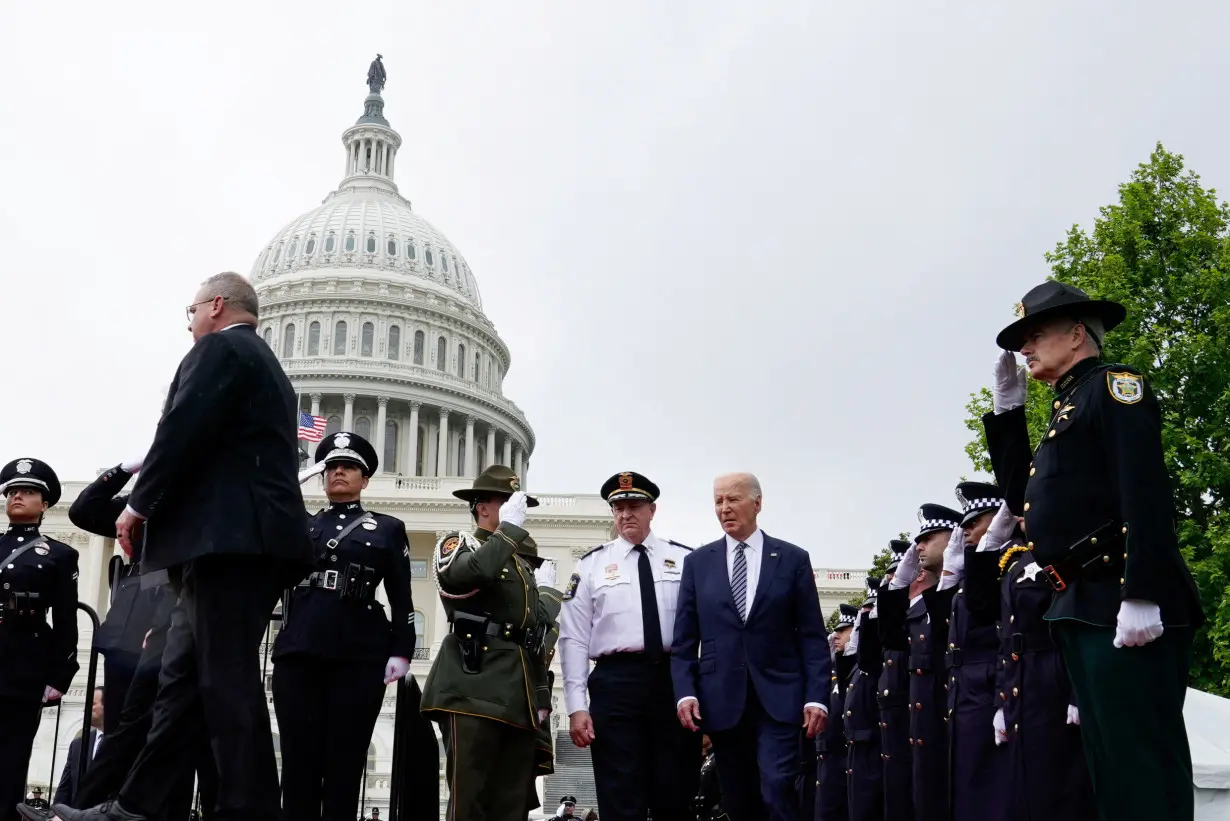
[667,539,694,552]
[434,532,466,573]
[562,572,581,601]
[1107,370,1143,404]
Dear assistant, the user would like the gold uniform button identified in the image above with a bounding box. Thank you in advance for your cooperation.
[1023,502,1031,511]
[1027,542,1034,549]
[1053,400,1061,409]
[1103,555,1110,563]
[1122,526,1128,534]
[883,689,890,697]
[1048,429,1056,438]
[1012,687,1019,697]
[1120,578,1125,585]
[1029,467,1036,476]
[949,643,955,649]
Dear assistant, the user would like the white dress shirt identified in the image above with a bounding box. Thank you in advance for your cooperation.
[558,531,691,716]
[725,530,764,614]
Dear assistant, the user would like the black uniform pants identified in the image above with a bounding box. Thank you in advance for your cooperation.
[438,712,535,821]
[117,556,293,821]
[587,654,700,821]
[1057,623,1195,821]
[0,696,44,821]
[70,620,214,821]
[272,655,386,821]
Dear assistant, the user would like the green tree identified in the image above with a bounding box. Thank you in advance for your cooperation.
[963,143,1230,695]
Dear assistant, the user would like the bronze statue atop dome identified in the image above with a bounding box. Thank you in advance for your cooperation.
[367,54,386,94]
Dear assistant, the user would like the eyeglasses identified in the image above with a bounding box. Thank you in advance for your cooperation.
[185,296,229,321]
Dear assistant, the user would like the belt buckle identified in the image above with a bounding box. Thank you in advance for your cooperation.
[1041,565,1066,591]
[323,570,339,590]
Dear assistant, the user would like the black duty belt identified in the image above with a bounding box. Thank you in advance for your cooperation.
[450,611,547,655]
[1003,631,1057,656]
[1037,520,1124,592]
[946,646,997,669]
[297,564,378,602]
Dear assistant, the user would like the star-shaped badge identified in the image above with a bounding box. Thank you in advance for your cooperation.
[1020,562,1042,582]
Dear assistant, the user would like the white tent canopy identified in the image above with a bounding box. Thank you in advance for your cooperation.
[1185,688,1230,819]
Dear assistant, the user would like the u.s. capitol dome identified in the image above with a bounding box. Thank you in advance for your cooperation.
[250,77,533,481]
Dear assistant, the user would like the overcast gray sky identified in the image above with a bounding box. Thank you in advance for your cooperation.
[2,1,1228,567]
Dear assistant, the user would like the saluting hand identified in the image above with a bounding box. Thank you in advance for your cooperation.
[889,544,921,589]
[570,709,597,747]
[499,491,529,528]
[977,501,1017,553]
[992,349,1028,413]
[941,527,966,579]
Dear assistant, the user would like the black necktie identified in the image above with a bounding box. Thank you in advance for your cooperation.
[634,545,663,661]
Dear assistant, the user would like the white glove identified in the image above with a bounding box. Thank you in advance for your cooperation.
[1067,704,1080,725]
[993,350,1028,413]
[993,707,1007,746]
[977,501,1017,553]
[298,461,327,484]
[120,454,146,473]
[844,623,859,656]
[499,491,529,528]
[42,686,62,704]
[889,544,920,589]
[941,526,966,579]
[384,656,410,684]
[556,806,568,818]
[534,558,557,589]
[1113,599,1164,648]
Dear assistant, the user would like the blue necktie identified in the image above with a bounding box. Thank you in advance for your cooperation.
[732,542,748,621]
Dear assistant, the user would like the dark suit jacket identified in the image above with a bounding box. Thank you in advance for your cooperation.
[671,532,830,732]
[54,728,100,805]
[127,324,313,573]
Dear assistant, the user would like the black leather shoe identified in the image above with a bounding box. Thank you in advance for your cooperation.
[51,801,146,821]
[15,804,51,821]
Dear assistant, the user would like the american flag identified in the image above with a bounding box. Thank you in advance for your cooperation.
[297,411,327,442]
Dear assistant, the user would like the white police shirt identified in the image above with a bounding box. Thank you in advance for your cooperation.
[558,531,691,716]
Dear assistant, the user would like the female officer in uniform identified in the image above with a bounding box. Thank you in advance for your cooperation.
[0,458,79,821]
[272,432,414,821]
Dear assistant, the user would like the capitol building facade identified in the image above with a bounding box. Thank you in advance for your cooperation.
[26,69,867,815]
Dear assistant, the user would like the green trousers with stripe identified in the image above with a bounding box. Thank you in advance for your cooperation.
[438,711,535,821]
[1055,622,1194,821]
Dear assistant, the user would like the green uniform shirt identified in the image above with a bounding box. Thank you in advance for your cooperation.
[420,524,552,730]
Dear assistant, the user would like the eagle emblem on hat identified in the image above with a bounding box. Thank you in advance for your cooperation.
[618,472,633,490]
[15,460,31,475]
[509,475,521,491]
[334,433,351,448]
[1014,301,1025,318]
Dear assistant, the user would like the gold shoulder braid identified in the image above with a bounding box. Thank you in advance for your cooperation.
[999,545,1030,577]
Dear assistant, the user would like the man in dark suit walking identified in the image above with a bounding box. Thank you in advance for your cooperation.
[672,473,830,821]
[54,688,105,806]
[57,272,314,821]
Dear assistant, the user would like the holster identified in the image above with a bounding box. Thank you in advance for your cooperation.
[451,612,488,675]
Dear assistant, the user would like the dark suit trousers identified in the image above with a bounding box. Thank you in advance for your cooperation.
[709,678,802,821]
[0,696,44,821]
[102,652,142,735]
[587,655,700,821]
[72,619,213,821]
[119,556,291,821]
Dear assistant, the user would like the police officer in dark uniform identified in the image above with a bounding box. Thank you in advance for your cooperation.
[993,282,1204,820]
[845,578,883,821]
[943,482,1008,821]
[0,458,78,821]
[876,539,913,821]
[25,458,213,821]
[815,604,855,821]
[272,432,414,821]
[880,505,961,821]
[420,465,550,821]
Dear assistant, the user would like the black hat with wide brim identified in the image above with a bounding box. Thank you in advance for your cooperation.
[453,464,539,507]
[996,281,1126,352]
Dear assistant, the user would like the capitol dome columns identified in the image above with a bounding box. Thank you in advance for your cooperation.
[436,409,450,477]
[464,417,477,477]
[485,426,497,470]
[343,393,356,431]
[405,401,421,477]
[375,396,389,473]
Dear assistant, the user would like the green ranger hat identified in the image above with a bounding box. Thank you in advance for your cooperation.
[517,533,544,568]
[452,464,539,507]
